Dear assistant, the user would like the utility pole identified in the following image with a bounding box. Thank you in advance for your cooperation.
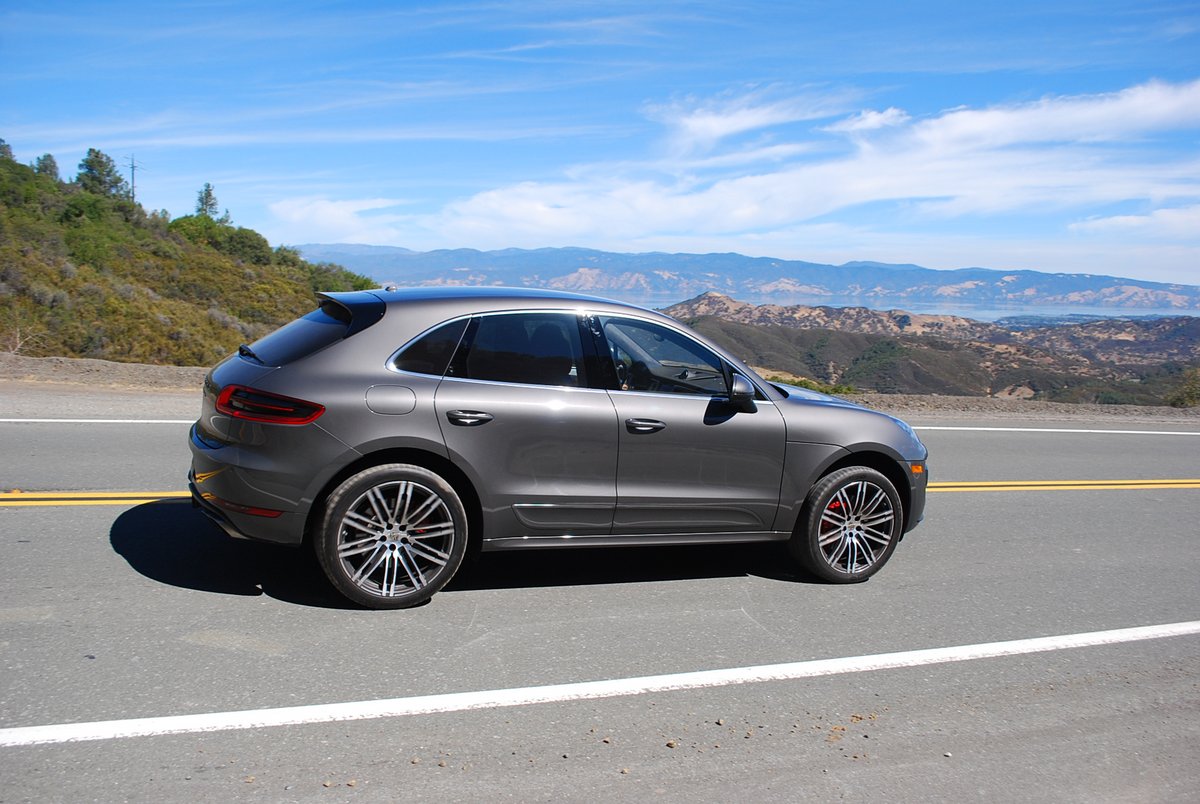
[125,155,143,202]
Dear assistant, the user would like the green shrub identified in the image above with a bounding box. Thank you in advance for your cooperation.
[1166,368,1200,408]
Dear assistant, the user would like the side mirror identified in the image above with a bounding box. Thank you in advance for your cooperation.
[728,374,756,409]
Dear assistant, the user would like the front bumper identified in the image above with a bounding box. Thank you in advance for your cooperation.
[904,460,928,533]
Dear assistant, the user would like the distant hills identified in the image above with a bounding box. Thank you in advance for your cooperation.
[297,244,1200,312]
[665,292,1200,404]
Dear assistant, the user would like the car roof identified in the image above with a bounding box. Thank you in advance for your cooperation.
[326,285,665,319]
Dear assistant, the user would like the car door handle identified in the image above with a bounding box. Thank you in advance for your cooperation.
[447,410,494,426]
[625,418,666,434]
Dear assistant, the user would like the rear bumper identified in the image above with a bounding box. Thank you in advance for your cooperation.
[189,475,247,540]
[189,472,308,545]
[189,414,359,546]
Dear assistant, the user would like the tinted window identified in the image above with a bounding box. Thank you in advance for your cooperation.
[452,313,584,387]
[600,317,727,396]
[244,300,351,367]
[393,319,468,376]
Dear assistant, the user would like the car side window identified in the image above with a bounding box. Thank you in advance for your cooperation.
[451,312,585,388]
[598,317,727,396]
[393,318,469,376]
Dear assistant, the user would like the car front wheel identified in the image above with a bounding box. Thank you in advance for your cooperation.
[315,464,468,609]
[790,466,902,583]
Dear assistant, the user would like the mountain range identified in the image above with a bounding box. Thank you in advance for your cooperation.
[297,244,1200,312]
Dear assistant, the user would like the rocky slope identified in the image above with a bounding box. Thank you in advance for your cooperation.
[665,292,1200,363]
[665,292,999,338]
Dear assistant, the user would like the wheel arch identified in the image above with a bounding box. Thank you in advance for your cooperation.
[303,447,482,552]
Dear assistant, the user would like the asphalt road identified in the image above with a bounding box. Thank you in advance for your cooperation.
[1,386,1198,802]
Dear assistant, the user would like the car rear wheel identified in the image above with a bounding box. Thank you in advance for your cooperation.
[790,466,902,583]
[315,464,467,609]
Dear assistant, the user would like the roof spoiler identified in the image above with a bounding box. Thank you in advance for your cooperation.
[317,291,386,337]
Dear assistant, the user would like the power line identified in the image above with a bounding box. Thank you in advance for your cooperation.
[124,155,143,202]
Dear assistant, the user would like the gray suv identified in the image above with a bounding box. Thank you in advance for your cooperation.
[189,286,928,608]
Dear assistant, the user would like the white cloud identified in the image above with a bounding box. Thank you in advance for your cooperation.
[437,79,1200,237]
[824,107,910,133]
[1069,206,1200,240]
[908,78,1200,151]
[645,86,857,154]
[267,197,409,244]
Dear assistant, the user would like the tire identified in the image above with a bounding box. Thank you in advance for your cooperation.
[314,464,468,609]
[790,466,902,583]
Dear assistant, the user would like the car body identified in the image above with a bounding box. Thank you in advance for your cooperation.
[189,286,928,608]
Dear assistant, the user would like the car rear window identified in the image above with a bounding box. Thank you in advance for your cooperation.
[244,299,355,367]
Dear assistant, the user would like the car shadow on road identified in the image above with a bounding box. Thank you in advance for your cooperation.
[109,500,355,609]
[110,501,819,609]
[445,540,817,592]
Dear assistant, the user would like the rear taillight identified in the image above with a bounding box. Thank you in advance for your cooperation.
[215,385,325,425]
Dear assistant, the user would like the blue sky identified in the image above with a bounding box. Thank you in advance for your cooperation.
[2,1,1198,284]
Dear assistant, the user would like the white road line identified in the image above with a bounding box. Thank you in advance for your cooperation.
[915,426,1200,436]
[2,620,1197,748]
[0,419,192,424]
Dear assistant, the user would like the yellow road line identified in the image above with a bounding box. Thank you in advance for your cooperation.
[0,500,189,507]
[0,491,190,507]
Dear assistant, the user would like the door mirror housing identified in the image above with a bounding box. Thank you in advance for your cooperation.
[728,374,756,409]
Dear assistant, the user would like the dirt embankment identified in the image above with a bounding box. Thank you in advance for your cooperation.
[0,353,209,391]
[2,352,1197,424]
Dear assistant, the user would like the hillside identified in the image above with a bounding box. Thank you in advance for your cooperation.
[298,243,1200,311]
[664,293,1200,405]
[0,148,372,365]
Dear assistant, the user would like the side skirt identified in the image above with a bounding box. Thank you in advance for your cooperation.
[481,531,791,551]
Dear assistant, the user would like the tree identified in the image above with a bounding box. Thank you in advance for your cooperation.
[34,154,60,181]
[196,182,219,217]
[226,226,272,264]
[0,138,13,161]
[77,148,129,197]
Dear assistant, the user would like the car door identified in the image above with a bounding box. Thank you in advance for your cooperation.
[434,311,619,541]
[596,315,787,535]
